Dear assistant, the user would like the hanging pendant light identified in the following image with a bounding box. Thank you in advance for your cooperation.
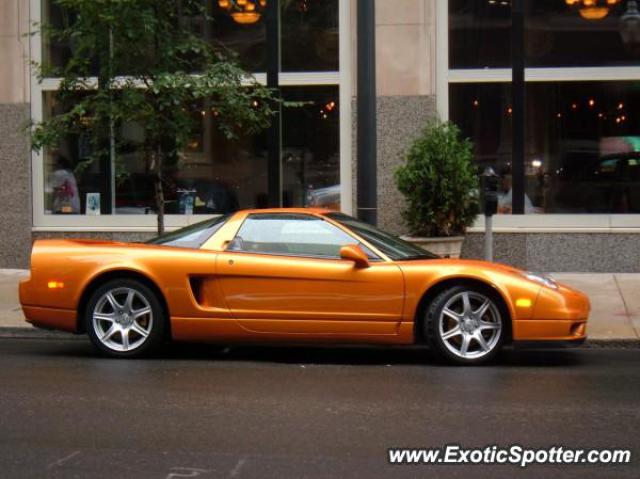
[217,0,265,25]
[565,0,621,20]
[230,11,261,24]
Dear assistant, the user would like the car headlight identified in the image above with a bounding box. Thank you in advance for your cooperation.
[523,272,558,290]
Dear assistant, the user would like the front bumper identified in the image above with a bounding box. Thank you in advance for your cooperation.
[512,318,588,342]
[512,281,590,342]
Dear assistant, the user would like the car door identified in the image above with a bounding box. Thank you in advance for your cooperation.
[215,213,405,336]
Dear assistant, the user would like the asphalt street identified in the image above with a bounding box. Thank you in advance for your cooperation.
[0,337,639,479]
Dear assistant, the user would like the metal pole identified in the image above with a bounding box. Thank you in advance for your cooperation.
[266,0,282,207]
[511,0,525,214]
[481,166,498,262]
[485,215,493,262]
[356,0,377,225]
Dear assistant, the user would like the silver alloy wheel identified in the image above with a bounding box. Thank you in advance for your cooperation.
[92,287,153,352]
[438,291,502,360]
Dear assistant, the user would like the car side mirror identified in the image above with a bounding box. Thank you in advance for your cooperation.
[226,237,244,251]
[340,244,370,268]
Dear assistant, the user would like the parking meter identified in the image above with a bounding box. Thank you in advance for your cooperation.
[480,167,499,217]
[480,167,499,261]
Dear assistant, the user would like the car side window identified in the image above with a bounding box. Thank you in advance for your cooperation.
[227,214,379,260]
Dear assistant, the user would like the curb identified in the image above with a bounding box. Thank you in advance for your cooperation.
[0,327,83,340]
[0,327,639,348]
[581,339,640,349]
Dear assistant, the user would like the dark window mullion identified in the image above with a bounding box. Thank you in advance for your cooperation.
[511,0,525,214]
[266,0,282,207]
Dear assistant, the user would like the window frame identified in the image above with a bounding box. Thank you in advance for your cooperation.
[225,212,383,261]
[29,0,353,232]
[436,0,640,232]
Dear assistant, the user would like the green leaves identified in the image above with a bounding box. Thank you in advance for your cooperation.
[395,120,480,237]
[30,0,278,234]
[32,0,278,155]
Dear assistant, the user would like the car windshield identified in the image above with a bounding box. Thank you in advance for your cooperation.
[326,213,439,261]
[146,214,231,249]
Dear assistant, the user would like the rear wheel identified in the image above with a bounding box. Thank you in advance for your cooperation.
[425,285,506,365]
[85,279,165,358]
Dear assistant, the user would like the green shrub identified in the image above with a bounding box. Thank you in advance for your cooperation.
[395,120,479,237]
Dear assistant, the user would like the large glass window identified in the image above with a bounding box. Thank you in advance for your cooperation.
[281,0,339,72]
[449,83,517,213]
[43,92,111,215]
[36,0,343,223]
[282,86,340,208]
[448,0,640,215]
[42,0,71,73]
[525,0,640,67]
[449,0,512,69]
[526,81,640,213]
[208,2,267,72]
[113,110,266,216]
[42,0,340,74]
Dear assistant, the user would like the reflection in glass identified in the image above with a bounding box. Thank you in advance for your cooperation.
[115,117,267,215]
[180,105,268,213]
[113,121,159,215]
[229,213,359,258]
[42,0,84,74]
[43,92,110,215]
[281,86,340,209]
[525,0,640,67]
[40,1,342,216]
[281,0,339,72]
[526,81,640,213]
[449,83,516,214]
[205,1,267,72]
[118,102,270,215]
[449,0,512,69]
[44,0,341,74]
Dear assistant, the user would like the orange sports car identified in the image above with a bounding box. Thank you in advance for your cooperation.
[19,208,590,364]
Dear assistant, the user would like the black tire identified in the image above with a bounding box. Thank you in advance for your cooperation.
[425,285,506,365]
[85,278,166,358]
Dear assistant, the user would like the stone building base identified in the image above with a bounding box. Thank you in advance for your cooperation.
[462,232,640,273]
[0,104,31,269]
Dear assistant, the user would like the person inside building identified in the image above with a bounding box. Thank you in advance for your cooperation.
[497,166,535,214]
[48,154,81,214]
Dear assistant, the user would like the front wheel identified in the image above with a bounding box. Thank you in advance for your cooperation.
[85,279,166,358]
[425,286,506,365]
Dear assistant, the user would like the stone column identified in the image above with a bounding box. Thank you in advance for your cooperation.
[0,0,32,268]
[352,0,439,234]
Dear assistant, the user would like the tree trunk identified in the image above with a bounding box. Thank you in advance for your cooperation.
[153,148,165,236]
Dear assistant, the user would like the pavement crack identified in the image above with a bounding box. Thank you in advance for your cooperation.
[46,450,80,469]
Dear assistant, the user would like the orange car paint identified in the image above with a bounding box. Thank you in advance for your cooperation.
[19,208,590,344]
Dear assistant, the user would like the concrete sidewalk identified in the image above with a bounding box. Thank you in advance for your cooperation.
[0,270,29,329]
[1,269,639,341]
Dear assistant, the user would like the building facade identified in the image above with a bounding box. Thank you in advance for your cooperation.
[1,0,640,271]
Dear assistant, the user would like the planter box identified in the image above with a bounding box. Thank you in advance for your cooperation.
[401,236,465,259]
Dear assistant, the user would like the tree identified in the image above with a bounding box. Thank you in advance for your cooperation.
[31,0,277,234]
